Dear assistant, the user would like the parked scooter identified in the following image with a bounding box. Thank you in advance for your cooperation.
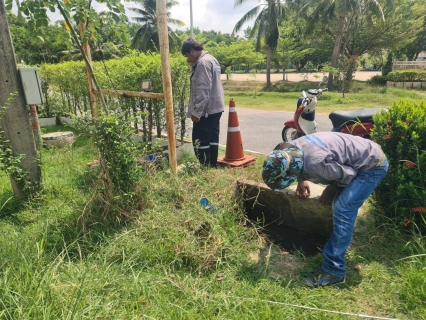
[282,76,386,142]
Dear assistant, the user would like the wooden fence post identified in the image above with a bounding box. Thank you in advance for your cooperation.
[157,0,177,175]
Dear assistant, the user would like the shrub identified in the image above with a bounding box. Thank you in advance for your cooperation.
[367,75,387,86]
[387,70,426,82]
[40,51,190,142]
[371,100,426,231]
[382,52,393,76]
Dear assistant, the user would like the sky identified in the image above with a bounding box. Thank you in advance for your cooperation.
[45,0,260,35]
[135,0,259,34]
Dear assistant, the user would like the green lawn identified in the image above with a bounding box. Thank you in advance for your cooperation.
[0,125,424,319]
[223,81,426,113]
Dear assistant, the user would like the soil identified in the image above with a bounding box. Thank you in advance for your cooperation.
[246,211,327,257]
[221,71,381,83]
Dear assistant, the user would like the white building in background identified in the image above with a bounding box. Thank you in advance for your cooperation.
[418,51,426,61]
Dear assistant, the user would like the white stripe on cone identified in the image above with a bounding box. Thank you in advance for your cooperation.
[229,107,237,112]
[228,127,240,132]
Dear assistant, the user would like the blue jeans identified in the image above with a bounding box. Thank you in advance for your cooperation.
[321,158,388,277]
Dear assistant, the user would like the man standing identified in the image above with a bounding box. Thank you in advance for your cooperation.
[181,38,224,168]
[262,132,388,287]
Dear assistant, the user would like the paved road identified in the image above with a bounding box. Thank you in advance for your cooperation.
[185,108,331,155]
[188,71,380,155]
[218,107,332,155]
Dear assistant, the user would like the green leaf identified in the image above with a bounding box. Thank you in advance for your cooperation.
[5,3,13,10]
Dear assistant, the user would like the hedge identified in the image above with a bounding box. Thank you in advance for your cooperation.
[367,75,387,86]
[387,70,426,82]
[40,51,190,142]
[371,100,426,231]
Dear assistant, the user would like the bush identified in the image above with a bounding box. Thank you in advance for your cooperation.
[40,51,190,142]
[367,75,387,86]
[371,100,426,230]
[387,70,426,82]
[382,52,393,77]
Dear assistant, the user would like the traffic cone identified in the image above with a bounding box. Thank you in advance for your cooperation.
[217,99,257,168]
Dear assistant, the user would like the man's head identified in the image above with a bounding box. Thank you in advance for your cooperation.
[181,38,203,66]
[262,142,304,190]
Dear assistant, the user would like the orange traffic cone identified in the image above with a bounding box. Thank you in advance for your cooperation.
[217,99,257,168]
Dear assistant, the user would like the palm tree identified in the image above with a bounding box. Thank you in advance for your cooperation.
[300,0,385,86]
[129,0,184,52]
[233,0,291,87]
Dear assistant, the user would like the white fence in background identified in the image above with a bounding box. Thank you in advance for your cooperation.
[393,61,426,71]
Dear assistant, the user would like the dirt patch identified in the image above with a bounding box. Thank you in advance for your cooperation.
[249,216,327,257]
[221,71,381,83]
[249,245,306,279]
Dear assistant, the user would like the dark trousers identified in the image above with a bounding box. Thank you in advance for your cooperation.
[192,112,222,168]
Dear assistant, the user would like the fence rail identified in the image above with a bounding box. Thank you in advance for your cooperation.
[393,61,426,71]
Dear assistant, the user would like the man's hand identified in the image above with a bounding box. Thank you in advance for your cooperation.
[191,115,200,123]
[318,185,338,206]
[295,181,310,199]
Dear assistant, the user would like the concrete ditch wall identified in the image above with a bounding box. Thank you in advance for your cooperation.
[236,179,333,237]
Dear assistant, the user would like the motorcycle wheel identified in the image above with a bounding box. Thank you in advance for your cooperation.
[282,126,301,142]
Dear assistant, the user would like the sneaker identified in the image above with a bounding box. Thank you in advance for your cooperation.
[304,268,345,287]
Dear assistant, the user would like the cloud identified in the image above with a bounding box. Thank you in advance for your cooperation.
[126,0,260,35]
[14,0,260,36]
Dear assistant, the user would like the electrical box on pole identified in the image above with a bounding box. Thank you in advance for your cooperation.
[18,68,44,105]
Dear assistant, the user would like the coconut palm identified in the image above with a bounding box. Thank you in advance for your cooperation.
[300,0,386,86]
[129,0,184,52]
[233,0,291,87]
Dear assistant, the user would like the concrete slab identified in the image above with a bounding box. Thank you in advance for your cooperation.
[236,178,333,237]
[42,131,74,147]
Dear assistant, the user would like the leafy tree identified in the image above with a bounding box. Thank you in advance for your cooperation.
[9,0,131,114]
[129,0,184,52]
[207,40,264,79]
[95,11,129,45]
[300,0,387,87]
[275,19,330,76]
[232,0,292,87]
[341,1,425,58]
[382,51,393,76]
[398,14,426,61]
[7,12,70,64]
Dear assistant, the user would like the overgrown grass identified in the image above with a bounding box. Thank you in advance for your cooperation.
[0,125,425,319]
[223,81,426,113]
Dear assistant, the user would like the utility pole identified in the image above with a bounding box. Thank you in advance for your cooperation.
[189,0,193,38]
[0,0,42,198]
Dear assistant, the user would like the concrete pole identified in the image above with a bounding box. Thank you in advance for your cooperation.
[0,0,41,198]
[189,0,193,38]
[157,0,177,174]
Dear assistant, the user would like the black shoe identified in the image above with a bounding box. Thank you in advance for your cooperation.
[304,268,345,287]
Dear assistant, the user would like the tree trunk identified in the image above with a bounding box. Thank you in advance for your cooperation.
[266,46,272,87]
[0,1,42,198]
[328,15,346,88]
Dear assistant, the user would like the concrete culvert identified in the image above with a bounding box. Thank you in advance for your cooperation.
[42,131,74,147]
[236,178,332,256]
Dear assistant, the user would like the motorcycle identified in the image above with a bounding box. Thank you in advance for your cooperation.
[282,76,386,142]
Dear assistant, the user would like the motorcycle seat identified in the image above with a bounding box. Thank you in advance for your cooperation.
[329,108,386,129]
